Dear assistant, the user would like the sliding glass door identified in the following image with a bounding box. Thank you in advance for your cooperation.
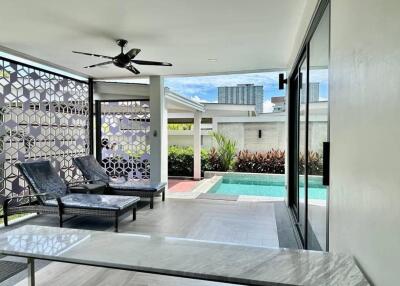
[298,54,308,242]
[307,5,329,251]
[288,1,330,251]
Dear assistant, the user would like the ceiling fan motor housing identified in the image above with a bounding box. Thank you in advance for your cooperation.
[113,53,131,68]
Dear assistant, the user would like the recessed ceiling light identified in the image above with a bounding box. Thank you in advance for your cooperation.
[208,58,217,62]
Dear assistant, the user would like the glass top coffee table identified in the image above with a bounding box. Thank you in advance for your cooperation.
[0,225,368,286]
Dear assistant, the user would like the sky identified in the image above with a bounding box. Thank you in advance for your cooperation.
[310,69,329,101]
[165,72,285,113]
[0,50,328,112]
[99,70,328,113]
[165,71,328,113]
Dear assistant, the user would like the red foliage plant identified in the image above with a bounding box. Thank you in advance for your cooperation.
[235,149,285,174]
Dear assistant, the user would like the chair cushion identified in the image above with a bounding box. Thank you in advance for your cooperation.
[109,182,166,192]
[17,161,68,203]
[73,155,109,183]
[45,194,140,211]
[82,183,108,193]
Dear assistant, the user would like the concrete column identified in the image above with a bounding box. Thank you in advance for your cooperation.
[193,111,202,180]
[149,76,168,183]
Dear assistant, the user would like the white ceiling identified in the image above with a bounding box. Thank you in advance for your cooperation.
[0,0,307,79]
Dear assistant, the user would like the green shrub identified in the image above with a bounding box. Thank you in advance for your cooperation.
[168,145,323,176]
[210,132,237,171]
[168,145,193,176]
[168,123,193,130]
[168,145,210,176]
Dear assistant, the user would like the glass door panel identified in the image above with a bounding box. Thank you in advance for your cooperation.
[307,5,330,251]
[298,56,308,241]
[289,1,329,250]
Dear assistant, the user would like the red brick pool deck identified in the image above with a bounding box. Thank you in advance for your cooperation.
[167,179,199,193]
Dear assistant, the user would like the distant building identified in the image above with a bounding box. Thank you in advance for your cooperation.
[271,82,320,112]
[271,96,286,112]
[300,82,320,103]
[309,82,320,102]
[218,84,263,113]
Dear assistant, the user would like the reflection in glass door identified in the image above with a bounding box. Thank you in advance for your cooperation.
[288,1,330,251]
[298,55,308,243]
[307,5,329,251]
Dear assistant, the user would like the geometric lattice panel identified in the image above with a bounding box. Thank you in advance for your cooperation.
[0,57,89,208]
[98,100,150,181]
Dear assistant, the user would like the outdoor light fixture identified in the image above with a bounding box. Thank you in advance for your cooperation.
[278,73,287,90]
[258,130,262,139]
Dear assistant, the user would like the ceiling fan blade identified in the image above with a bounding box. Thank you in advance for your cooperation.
[73,51,113,60]
[131,60,172,66]
[126,65,140,74]
[126,48,141,59]
[83,61,113,68]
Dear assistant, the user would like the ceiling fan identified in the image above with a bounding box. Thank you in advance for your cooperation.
[72,39,172,75]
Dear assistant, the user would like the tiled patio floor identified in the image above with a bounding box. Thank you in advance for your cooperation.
[0,197,297,286]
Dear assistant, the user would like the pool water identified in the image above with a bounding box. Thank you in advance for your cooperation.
[209,178,327,200]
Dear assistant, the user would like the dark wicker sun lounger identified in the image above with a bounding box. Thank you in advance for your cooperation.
[73,155,166,209]
[3,160,140,232]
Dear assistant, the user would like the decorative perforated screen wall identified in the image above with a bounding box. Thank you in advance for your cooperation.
[97,100,150,181]
[0,57,90,206]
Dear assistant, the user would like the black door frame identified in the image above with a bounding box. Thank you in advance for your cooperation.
[88,78,94,155]
[288,67,300,219]
[288,49,309,247]
[287,0,330,250]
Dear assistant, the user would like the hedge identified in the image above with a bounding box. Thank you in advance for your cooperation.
[235,149,285,174]
[168,146,324,176]
[168,146,212,176]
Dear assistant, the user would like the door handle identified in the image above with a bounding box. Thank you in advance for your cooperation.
[322,142,330,186]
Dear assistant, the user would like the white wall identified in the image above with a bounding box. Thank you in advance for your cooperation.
[217,123,245,150]
[168,120,326,154]
[94,81,149,100]
[149,76,168,183]
[169,134,195,147]
[329,1,400,285]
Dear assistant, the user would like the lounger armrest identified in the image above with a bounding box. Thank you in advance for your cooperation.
[66,180,92,194]
[2,193,60,211]
[4,193,58,201]
[66,180,94,186]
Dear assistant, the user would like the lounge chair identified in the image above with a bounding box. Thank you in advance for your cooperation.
[3,160,140,232]
[73,155,166,209]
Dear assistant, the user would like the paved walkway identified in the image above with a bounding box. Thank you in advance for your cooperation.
[167,179,199,193]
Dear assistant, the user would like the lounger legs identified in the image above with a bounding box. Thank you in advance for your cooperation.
[150,196,154,209]
[132,207,136,221]
[114,211,119,232]
[27,257,35,286]
[149,190,165,209]
[57,197,64,228]
[3,199,9,227]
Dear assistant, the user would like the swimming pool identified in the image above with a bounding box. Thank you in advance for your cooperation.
[207,173,327,200]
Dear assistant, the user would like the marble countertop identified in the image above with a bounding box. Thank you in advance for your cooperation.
[0,225,368,286]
